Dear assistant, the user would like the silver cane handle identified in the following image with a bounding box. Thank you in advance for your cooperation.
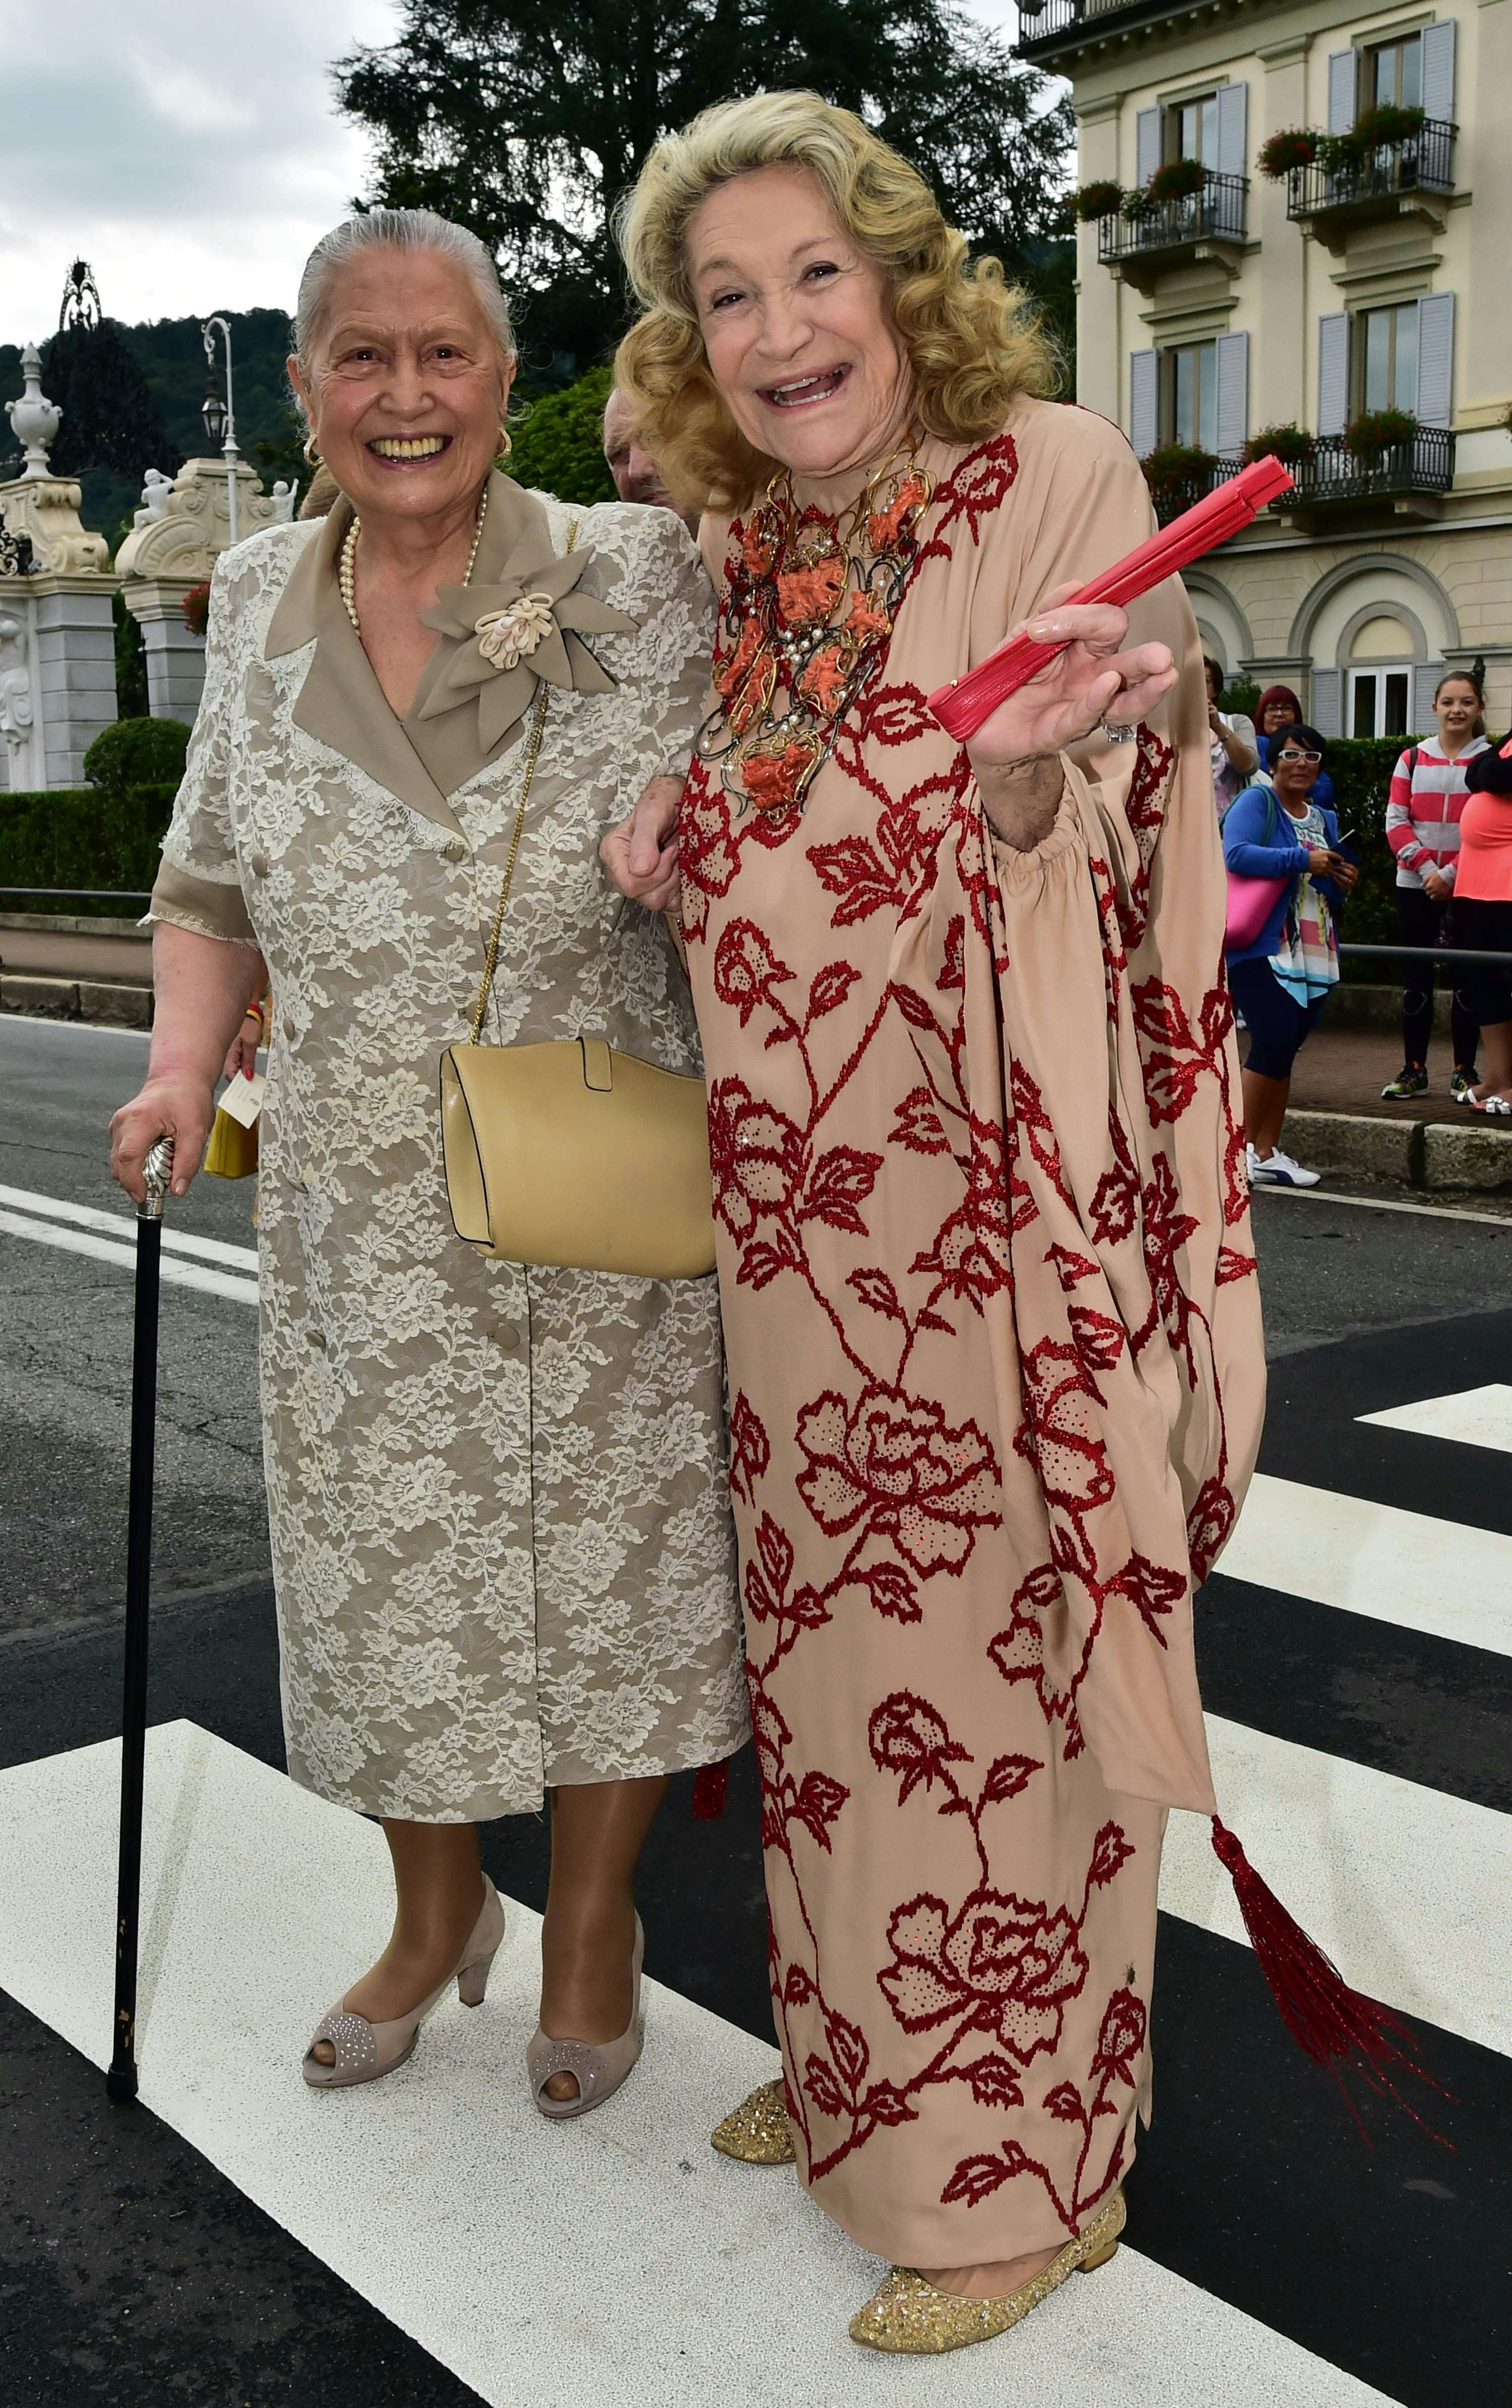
[139,1136,175,1222]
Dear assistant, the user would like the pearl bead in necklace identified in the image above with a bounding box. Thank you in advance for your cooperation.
[338,486,489,636]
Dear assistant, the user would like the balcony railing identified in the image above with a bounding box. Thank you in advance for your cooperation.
[1098,172,1247,267]
[1286,120,1456,222]
[1143,455,1245,527]
[1015,0,1163,58]
[1284,428,1456,508]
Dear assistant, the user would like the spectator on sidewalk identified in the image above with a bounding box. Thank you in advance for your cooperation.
[1204,656,1256,816]
[1224,724,1357,1188]
[1255,683,1336,810]
[1454,735,1512,1114]
[1381,671,1487,1101]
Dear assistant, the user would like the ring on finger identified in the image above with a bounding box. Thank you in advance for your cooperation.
[1099,715,1136,743]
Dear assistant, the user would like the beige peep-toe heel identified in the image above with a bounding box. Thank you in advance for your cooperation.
[303,1876,506,2091]
[526,1912,644,2119]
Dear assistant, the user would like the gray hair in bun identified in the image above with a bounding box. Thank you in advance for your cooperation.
[292,207,515,403]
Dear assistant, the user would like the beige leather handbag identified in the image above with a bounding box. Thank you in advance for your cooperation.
[438,681,717,1282]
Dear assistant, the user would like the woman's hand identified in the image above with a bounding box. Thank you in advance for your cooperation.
[600,774,683,913]
[966,584,1179,778]
[1422,867,1451,903]
[1307,847,1357,889]
[223,1003,263,1083]
[109,1074,217,1206]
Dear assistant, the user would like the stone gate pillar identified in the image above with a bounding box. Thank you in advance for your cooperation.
[115,459,276,723]
[0,343,118,790]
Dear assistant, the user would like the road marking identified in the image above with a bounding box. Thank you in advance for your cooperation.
[0,1210,258,1305]
[0,1182,258,1272]
[1222,1472,1512,1659]
[1163,1714,1512,2061]
[1357,1381,1512,1456]
[0,1722,1396,2408]
[1251,1186,1512,1230]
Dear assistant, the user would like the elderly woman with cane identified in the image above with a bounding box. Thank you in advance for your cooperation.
[603,89,1271,2352]
[109,207,745,2112]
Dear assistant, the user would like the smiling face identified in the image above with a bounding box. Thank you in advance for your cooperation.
[686,164,913,498]
[1435,677,1480,751]
[288,248,512,534]
[1273,737,1322,804]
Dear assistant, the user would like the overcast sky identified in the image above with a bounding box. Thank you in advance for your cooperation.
[0,0,1028,347]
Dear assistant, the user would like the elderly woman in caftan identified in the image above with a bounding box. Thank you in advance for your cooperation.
[111,208,745,2109]
[604,93,1265,2352]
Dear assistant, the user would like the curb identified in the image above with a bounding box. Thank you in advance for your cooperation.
[0,974,153,1030]
[1283,1106,1512,1192]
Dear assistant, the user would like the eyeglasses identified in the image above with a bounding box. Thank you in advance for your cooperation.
[1276,748,1322,764]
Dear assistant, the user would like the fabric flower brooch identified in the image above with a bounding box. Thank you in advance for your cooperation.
[419,535,638,752]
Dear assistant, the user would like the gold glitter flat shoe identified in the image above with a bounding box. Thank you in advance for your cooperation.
[848,2186,1125,2353]
[710,2076,797,2163]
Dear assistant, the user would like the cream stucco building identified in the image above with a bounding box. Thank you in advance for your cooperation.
[1018,0,1512,732]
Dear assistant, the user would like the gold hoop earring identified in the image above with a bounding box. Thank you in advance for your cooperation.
[496,427,513,460]
[303,432,322,466]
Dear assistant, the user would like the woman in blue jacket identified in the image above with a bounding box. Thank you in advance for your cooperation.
[1224,723,1357,1188]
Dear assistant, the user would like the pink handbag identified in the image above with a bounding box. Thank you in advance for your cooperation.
[1224,869,1289,951]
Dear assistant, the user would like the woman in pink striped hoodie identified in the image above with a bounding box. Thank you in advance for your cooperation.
[1381,671,1488,1100]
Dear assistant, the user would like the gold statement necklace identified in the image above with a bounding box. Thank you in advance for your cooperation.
[696,433,933,817]
[338,485,489,636]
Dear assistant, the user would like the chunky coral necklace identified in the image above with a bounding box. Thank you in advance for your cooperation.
[698,437,933,816]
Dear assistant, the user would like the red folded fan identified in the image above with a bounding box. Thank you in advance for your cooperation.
[928,455,1294,742]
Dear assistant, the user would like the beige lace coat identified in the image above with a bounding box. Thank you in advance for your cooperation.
[149,474,747,1821]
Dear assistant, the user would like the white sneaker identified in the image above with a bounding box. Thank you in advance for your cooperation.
[1246,1144,1320,1189]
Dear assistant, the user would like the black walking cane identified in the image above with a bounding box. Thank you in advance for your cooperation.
[107,1135,173,2106]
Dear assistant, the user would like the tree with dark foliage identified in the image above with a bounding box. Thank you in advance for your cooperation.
[335,0,1073,375]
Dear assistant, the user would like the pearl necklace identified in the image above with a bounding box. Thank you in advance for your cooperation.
[338,486,489,636]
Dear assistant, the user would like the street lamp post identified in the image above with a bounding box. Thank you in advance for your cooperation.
[200,315,239,548]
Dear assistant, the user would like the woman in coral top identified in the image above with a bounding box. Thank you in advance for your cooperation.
[1455,736,1512,1113]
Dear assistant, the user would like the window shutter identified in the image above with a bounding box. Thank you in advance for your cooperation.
[1216,331,1249,457]
[1216,81,1248,178]
[1327,51,1357,134]
[1312,668,1342,738]
[1318,313,1349,437]
[1421,19,1457,122]
[1417,291,1455,426]
[1413,662,1442,732]
[1136,108,1161,187]
[1129,349,1159,458]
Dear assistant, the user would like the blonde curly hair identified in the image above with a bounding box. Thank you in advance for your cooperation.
[614,89,1059,513]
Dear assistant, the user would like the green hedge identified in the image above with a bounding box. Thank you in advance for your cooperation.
[1312,735,1407,963]
[508,365,617,509]
[0,782,179,915]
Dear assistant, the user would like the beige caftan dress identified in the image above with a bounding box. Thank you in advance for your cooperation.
[149,471,747,1822]
[683,401,1264,2265]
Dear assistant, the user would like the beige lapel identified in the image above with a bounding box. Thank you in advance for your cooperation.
[264,499,460,832]
[404,472,547,799]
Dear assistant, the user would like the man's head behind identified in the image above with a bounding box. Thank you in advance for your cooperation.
[602,386,694,526]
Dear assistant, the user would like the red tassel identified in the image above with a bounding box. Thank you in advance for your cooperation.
[1210,1817,1450,2141]
[692,1760,728,1820]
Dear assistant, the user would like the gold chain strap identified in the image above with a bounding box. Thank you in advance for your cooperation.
[466,516,577,1047]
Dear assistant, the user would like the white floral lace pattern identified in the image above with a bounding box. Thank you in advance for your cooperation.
[156,492,747,1820]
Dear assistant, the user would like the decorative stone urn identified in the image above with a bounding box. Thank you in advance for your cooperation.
[116,457,278,721]
[6,343,62,478]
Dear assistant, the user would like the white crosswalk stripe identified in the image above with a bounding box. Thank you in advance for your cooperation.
[0,1723,1399,2408]
[4,1385,1508,2403]
[1358,1382,1512,1457]
[0,1183,259,1304]
[1222,1471,1512,1658]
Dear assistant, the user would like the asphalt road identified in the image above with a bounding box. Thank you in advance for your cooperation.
[3,1014,1511,2407]
[6,1014,1512,1651]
